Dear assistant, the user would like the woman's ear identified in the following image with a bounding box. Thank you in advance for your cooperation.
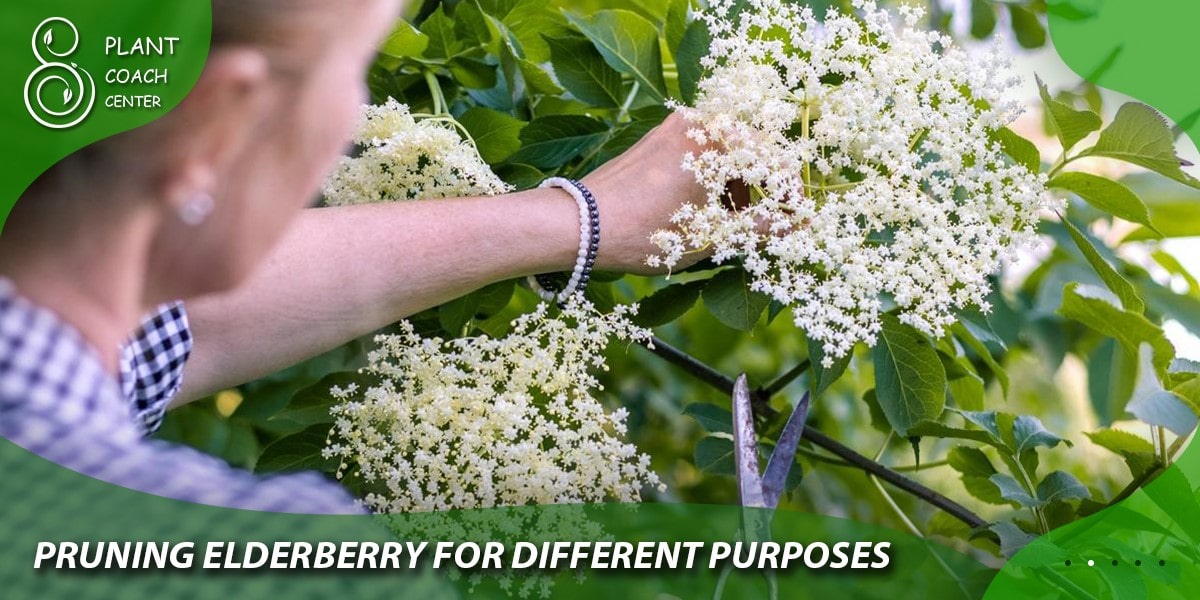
[158,47,272,210]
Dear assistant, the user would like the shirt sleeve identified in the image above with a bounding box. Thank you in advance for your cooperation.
[119,301,193,435]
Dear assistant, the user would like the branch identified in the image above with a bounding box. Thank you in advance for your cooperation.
[643,337,988,530]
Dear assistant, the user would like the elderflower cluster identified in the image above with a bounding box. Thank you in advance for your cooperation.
[656,0,1058,362]
[323,299,664,514]
[322,98,511,206]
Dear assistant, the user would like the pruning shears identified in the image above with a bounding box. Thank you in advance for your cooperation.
[730,374,811,539]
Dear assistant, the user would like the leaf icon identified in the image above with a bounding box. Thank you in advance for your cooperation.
[63,88,73,105]
[44,29,53,47]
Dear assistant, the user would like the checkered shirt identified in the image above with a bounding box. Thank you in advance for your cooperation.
[0,280,364,514]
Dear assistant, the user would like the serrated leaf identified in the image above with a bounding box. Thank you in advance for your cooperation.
[1086,428,1157,478]
[958,409,1003,441]
[1036,471,1091,504]
[872,314,947,437]
[1050,172,1158,234]
[684,403,733,435]
[1012,414,1069,453]
[1060,217,1145,313]
[458,107,527,163]
[545,34,624,107]
[517,58,564,96]
[992,127,1040,172]
[506,115,607,169]
[1037,76,1101,152]
[1087,102,1200,188]
[694,435,735,475]
[255,424,337,474]
[379,19,430,60]
[990,473,1042,507]
[1059,282,1175,378]
[420,6,463,59]
[634,280,705,327]
[702,268,771,331]
[565,10,667,102]
[1128,343,1198,436]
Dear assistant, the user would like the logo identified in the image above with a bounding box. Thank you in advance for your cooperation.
[24,17,96,129]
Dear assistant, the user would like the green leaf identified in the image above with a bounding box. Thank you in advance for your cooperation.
[545,34,624,108]
[420,6,463,59]
[951,322,1010,398]
[969,0,996,38]
[1058,282,1175,378]
[256,424,337,474]
[273,372,367,427]
[1128,343,1198,436]
[694,435,736,475]
[1120,173,1200,240]
[1087,102,1200,188]
[1087,339,1138,426]
[439,293,482,335]
[992,127,1040,172]
[1049,172,1159,234]
[701,268,771,331]
[990,473,1042,507]
[506,115,608,169]
[948,446,996,477]
[634,280,705,327]
[1036,471,1091,504]
[1086,428,1157,478]
[1008,5,1046,49]
[1037,76,1101,153]
[378,20,430,64]
[447,57,498,89]
[948,371,986,411]
[872,314,948,437]
[676,19,711,105]
[565,10,667,103]
[958,410,1003,441]
[861,390,891,434]
[457,107,527,163]
[518,58,564,96]
[684,403,733,435]
[492,0,570,63]
[1011,415,1069,454]
[990,522,1039,559]
[808,337,851,399]
[665,0,689,54]
[1060,218,1145,313]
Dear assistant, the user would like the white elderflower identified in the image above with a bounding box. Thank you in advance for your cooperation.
[324,298,664,514]
[322,98,512,206]
[658,0,1058,363]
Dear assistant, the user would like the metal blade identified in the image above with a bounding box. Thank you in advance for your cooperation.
[762,392,811,509]
[731,374,766,508]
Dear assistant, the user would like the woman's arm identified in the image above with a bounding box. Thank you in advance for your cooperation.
[175,114,707,404]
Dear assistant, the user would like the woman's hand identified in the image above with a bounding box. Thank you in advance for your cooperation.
[583,112,710,275]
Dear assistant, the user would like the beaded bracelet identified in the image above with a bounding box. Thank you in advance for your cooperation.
[527,177,600,305]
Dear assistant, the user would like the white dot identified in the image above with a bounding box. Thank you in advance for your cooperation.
[1088,560,1095,567]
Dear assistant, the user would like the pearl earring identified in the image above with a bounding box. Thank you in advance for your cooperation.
[178,193,214,226]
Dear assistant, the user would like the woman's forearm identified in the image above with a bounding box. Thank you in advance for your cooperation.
[175,188,579,404]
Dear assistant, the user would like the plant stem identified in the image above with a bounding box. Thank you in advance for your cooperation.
[642,337,988,529]
[871,433,924,538]
[618,81,641,123]
[762,360,811,397]
[424,70,447,116]
[1157,426,1170,467]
